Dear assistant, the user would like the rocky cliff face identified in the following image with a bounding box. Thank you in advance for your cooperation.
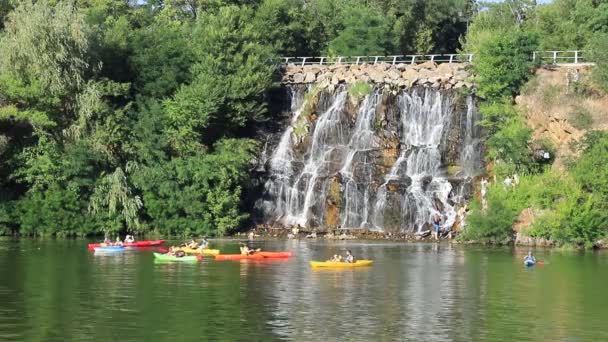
[516,65,608,168]
[254,82,482,233]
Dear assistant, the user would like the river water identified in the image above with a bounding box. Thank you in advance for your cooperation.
[0,239,607,341]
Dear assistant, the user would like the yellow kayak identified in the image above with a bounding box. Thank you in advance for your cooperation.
[310,260,373,268]
[174,247,220,255]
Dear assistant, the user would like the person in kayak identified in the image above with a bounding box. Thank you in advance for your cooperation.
[125,235,135,243]
[344,250,355,263]
[187,239,198,249]
[166,247,185,257]
[524,251,536,264]
[240,243,261,255]
[198,238,209,249]
[329,254,342,262]
[115,236,123,246]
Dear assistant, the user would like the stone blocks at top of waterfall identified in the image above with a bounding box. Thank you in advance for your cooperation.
[281,62,473,90]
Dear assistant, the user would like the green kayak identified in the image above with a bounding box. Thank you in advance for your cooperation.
[153,252,198,262]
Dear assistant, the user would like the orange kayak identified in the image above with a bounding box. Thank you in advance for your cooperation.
[215,254,265,261]
[258,251,293,258]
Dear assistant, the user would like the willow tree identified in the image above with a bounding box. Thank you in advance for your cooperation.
[0,0,90,124]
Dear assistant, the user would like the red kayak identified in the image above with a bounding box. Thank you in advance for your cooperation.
[87,240,166,249]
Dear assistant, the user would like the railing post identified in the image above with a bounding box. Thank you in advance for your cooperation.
[301,57,307,67]
[410,55,416,64]
[574,50,579,64]
[355,56,361,65]
[337,56,343,65]
[429,55,435,62]
[449,54,454,63]
[552,51,557,65]
[373,56,379,65]
[319,57,325,65]
[283,57,291,64]
[391,56,398,65]
[532,51,537,62]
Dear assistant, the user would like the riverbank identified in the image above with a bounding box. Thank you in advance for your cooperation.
[239,226,459,243]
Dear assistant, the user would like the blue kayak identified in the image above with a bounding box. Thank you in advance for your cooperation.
[93,246,125,252]
[524,259,535,267]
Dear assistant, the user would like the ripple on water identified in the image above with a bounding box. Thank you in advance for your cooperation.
[1,241,608,341]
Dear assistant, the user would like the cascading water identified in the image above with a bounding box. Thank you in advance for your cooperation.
[257,85,481,233]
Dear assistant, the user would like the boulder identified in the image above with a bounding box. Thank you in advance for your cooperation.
[358,75,371,83]
[331,74,339,85]
[369,70,385,83]
[293,73,305,83]
[436,63,455,74]
[387,69,401,80]
[304,72,316,83]
[418,61,438,69]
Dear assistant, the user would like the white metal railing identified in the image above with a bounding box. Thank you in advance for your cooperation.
[278,54,474,66]
[532,50,587,64]
[276,51,590,67]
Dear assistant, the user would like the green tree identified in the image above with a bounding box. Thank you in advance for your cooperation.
[326,5,393,56]
[164,5,274,153]
[468,30,538,101]
[0,0,90,125]
[134,139,257,236]
[587,33,608,91]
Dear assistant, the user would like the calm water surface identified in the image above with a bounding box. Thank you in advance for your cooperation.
[1,239,607,341]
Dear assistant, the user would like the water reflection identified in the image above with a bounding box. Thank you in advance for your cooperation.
[1,240,608,341]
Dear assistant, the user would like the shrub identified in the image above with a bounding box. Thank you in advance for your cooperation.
[347,81,373,101]
[587,33,608,91]
[569,106,593,130]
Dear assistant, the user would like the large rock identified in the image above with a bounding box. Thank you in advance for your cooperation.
[369,70,385,83]
[418,61,438,69]
[304,72,316,83]
[293,73,305,83]
[387,69,401,80]
[436,63,455,75]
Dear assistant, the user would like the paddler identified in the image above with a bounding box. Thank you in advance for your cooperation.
[115,236,123,246]
[198,237,209,250]
[329,254,342,262]
[344,250,355,263]
[240,243,261,255]
[187,239,198,249]
[524,251,536,264]
[125,234,135,243]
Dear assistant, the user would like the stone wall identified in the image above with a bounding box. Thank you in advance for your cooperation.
[280,61,474,90]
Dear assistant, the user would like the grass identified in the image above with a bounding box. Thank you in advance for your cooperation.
[569,105,593,130]
[347,81,373,101]
[520,75,539,96]
[540,84,562,106]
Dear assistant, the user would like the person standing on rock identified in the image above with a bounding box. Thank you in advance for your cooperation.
[432,215,441,241]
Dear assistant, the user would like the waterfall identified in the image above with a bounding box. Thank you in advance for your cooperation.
[257,85,481,232]
[339,91,379,229]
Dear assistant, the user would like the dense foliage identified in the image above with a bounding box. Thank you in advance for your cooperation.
[460,0,608,248]
[0,0,476,237]
[1,0,606,242]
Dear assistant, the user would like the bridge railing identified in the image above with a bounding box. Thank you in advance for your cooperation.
[277,51,590,67]
[278,54,474,66]
[532,50,587,64]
